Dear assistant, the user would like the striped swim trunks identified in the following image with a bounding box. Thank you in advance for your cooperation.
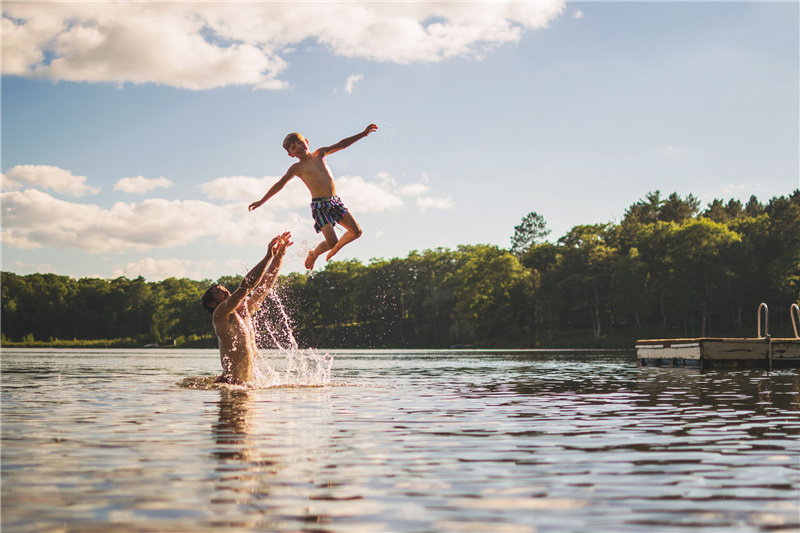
[310,195,348,233]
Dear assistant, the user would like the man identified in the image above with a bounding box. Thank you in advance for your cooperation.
[201,232,292,384]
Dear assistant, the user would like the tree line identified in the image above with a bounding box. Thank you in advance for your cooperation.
[2,190,798,349]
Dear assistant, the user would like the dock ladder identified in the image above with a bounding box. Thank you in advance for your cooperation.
[758,303,772,370]
[758,302,769,339]
[792,303,800,339]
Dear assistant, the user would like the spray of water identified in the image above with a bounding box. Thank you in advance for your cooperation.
[250,285,333,388]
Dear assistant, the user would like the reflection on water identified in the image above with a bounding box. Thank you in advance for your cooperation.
[1,349,798,532]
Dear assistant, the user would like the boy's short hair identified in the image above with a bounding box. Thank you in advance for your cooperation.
[201,286,218,314]
[283,132,305,153]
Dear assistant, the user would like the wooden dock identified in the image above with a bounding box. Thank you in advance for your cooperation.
[636,337,800,369]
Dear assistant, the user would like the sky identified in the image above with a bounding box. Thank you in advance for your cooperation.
[2,1,798,282]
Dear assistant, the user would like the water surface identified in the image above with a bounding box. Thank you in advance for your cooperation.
[2,348,798,532]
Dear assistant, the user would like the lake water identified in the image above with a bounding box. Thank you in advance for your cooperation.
[2,348,798,532]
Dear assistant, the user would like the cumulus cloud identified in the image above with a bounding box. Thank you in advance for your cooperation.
[345,74,363,94]
[112,257,215,282]
[1,189,225,252]
[397,183,431,197]
[14,260,55,274]
[336,175,405,213]
[0,188,291,253]
[0,167,454,255]
[2,2,564,89]
[114,176,173,194]
[201,175,309,209]
[2,165,99,197]
[417,196,455,212]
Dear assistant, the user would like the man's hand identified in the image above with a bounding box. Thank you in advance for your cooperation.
[267,234,282,254]
[248,201,263,212]
[270,232,293,256]
[363,124,378,136]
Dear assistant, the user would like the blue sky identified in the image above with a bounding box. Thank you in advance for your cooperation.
[2,1,798,282]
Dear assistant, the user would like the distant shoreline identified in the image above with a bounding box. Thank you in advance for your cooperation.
[0,338,637,351]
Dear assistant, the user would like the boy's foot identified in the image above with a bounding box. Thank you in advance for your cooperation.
[305,250,318,270]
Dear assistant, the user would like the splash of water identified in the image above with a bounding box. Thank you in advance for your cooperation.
[251,287,333,388]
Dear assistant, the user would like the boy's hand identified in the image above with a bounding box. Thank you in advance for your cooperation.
[363,124,378,136]
[248,201,262,212]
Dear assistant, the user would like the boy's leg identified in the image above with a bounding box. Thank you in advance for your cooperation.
[325,212,362,261]
[306,224,338,269]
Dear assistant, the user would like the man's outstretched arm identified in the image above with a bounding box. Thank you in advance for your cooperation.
[246,233,292,315]
[213,239,279,318]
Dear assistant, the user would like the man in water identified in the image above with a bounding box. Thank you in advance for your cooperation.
[201,232,292,385]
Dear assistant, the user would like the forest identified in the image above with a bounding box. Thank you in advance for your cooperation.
[2,190,799,349]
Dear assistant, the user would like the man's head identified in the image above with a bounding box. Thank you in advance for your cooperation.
[283,132,308,157]
[201,284,230,314]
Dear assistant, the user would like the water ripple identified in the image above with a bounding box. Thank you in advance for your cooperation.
[2,349,798,532]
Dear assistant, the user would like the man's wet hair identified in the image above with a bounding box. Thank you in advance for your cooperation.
[201,286,218,314]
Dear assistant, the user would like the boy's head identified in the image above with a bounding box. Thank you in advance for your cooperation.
[283,132,307,155]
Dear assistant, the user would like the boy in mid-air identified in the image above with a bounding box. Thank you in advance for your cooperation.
[249,124,377,270]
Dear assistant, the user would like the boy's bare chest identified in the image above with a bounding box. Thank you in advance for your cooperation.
[296,157,333,182]
[295,157,336,195]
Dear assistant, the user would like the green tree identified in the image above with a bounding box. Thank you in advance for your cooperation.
[669,218,741,336]
[557,224,617,340]
[453,245,532,346]
[521,242,562,341]
[633,221,679,333]
[510,212,551,256]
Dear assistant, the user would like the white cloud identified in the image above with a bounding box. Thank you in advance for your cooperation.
[201,175,310,209]
[416,196,455,212]
[336,175,404,213]
[719,182,768,198]
[1,173,23,192]
[393,178,454,212]
[345,74,363,94]
[0,167,455,256]
[114,176,173,194]
[112,258,215,282]
[2,2,564,89]
[398,183,431,197]
[574,10,584,20]
[14,260,54,274]
[2,165,99,197]
[0,188,260,253]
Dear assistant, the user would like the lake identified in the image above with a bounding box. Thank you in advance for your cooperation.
[2,348,798,532]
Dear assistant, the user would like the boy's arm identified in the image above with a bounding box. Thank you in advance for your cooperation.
[318,124,377,157]
[246,233,292,315]
[249,169,296,212]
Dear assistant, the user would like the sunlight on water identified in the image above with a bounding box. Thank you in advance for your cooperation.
[2,349,798,533]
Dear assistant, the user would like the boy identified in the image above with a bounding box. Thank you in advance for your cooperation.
[249,124,377,269]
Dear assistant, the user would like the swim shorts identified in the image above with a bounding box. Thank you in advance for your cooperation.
[311,195,349,233]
